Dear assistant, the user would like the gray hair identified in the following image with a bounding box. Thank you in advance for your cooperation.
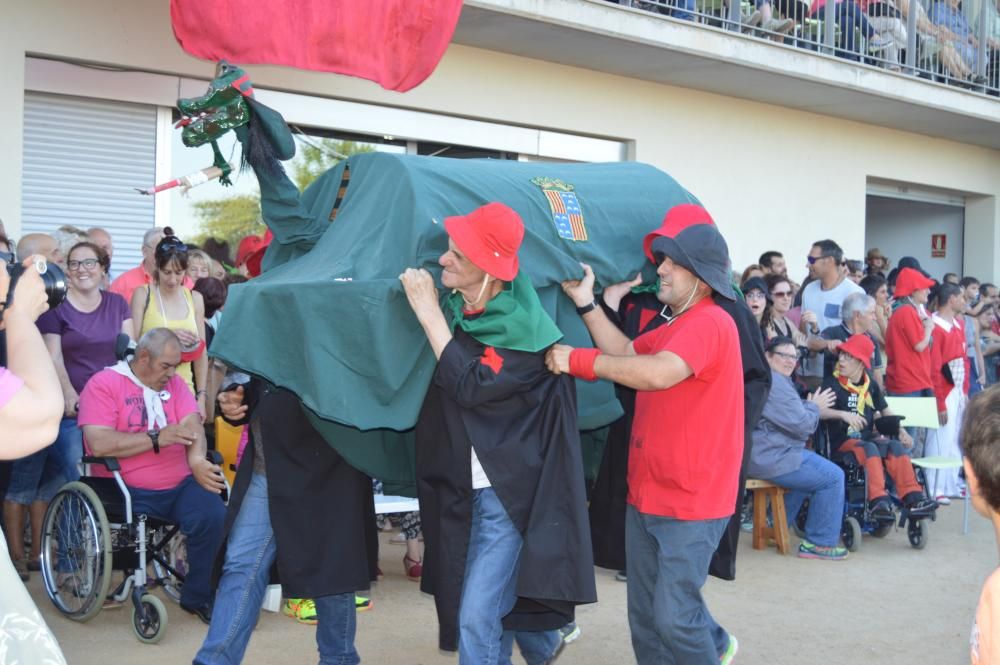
[142,227,166,248]
[136,328,181,359]
[842,292,875,323]
[53,225,89,258]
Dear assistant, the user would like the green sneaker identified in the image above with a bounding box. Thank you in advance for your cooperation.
[283,598,318,625]
[355,595,373,612]
[797,540,848,561]
[720,633,738,664]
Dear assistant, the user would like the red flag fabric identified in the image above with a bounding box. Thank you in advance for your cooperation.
[170,0,464,92]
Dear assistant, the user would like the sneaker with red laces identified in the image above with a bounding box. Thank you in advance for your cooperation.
[797,540,848,561]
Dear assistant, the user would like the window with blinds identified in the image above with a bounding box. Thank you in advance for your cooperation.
[21,92,158,278]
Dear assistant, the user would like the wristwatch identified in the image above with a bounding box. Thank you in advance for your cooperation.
[576,300,597,316]
[148,429,160,454]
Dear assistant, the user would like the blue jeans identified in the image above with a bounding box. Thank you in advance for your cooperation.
[5,444,64,504]
[816,1,876,59]
[194,473,359,665]
[129,475,226,609]
[459,488,560,665]
[52,417,82,483]
[766,450,845,547]
[969,360,983,397]
[500,629,563,665]
[625,506,729,665]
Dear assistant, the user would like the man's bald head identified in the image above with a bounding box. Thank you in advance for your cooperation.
[17,233,61,264]
[88,227,114,258]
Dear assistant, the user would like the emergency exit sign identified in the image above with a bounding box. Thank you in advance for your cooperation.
[931,234,947,258]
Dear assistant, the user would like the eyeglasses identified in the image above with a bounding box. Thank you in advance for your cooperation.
[745,291,767,300]
[770,350,798,361]
[68,258,99,271]
[771,290,793,298]
[806,255,834,265]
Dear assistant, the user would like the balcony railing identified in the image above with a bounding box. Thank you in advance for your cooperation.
[612,0,998,95]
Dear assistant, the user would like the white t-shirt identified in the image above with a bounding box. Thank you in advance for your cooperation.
[471,448,491,489]
[800,277,864,378]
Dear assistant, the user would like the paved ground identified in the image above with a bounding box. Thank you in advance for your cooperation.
[26,503,994,664]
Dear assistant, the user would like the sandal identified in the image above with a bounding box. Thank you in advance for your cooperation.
[403,554,422,582]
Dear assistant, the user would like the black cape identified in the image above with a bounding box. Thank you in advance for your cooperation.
[212,381,378,598]
[416,328,597,651]
[588,293,770,580]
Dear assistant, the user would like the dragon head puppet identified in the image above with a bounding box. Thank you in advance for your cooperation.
[176,61,295,183]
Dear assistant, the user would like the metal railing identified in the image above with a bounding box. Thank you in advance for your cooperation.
[612,0,998,95]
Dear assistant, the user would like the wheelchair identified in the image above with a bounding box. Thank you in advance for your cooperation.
[38,450,226,644]
[798,417,935,552]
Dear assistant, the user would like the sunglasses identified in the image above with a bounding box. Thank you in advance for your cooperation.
[771,290,793,298]
[156,237,188,256]
[806,254,834,265]
[67,258,100,271]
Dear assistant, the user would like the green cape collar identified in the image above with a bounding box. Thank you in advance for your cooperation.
[446,272,562,352]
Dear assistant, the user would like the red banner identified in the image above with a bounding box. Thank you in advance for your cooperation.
[170,0,464,92]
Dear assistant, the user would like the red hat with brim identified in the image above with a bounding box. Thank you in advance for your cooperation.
[893,267,935,297]
[443,203,523,281]
[244,230,273,278]
[642,203,735,302]
[837,333,874,369]
[236,233,267,267]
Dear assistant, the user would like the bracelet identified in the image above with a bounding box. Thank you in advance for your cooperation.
[196,390,207,396]
[568,348,602,382]
[575,301,597,316]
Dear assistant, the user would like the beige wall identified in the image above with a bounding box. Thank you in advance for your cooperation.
[2,0,999,281]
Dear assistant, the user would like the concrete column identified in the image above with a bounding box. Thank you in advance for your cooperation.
[964,195,999,283]
[0,40,25,239]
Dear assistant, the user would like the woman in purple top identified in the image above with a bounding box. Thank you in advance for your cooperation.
[38,241,133,480]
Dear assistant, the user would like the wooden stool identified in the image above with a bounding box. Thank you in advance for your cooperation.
[746,479,791,554]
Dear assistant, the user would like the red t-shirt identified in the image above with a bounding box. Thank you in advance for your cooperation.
[627,298,745,520]
[885,305,933,393]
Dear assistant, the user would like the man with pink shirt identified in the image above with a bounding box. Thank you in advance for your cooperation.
[78,327,225,623]
[110,227,193,303]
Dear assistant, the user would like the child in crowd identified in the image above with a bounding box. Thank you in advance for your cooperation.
[963,385,1000,664]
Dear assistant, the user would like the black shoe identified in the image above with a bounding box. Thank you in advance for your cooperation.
[180,602,212,625]
[904,495,939,517]
[870,497,895,521]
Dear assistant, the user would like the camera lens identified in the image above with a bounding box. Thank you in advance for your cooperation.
[3,262,68,311]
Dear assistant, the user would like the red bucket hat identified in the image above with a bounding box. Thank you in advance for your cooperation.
[236,233,267,267]
[837,333,874,369]
[244,230,273,278]
[893,267,935,297]
[443,203,524,281]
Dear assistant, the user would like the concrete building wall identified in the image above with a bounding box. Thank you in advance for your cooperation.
[1,0,998,281]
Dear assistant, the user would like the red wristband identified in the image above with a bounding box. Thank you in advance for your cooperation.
[569,348,602,382]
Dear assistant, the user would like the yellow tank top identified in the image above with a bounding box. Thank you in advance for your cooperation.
[140,286,198,391]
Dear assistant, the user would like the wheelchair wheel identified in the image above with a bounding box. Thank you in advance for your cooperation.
[871,523,893,538]
[40,482,113,622]
[842,516,862,552]
[131,593,168,644]
[908,519,929,550]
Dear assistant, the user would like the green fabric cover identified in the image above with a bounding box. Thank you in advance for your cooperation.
[446,273,562,352]
[209,152,699,493]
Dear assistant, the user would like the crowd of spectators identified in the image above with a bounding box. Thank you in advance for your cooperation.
[741,241,999,520]
[606,0,998,89]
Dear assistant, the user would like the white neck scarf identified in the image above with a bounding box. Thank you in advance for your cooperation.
[109,360,168,431]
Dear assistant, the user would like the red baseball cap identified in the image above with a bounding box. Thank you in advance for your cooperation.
[893,267,935,297]
[443,203,523,281]
[837,334,874,369]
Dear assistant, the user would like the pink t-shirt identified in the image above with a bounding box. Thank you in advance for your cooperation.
[77,370,198,490]
[0,368,24,409]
